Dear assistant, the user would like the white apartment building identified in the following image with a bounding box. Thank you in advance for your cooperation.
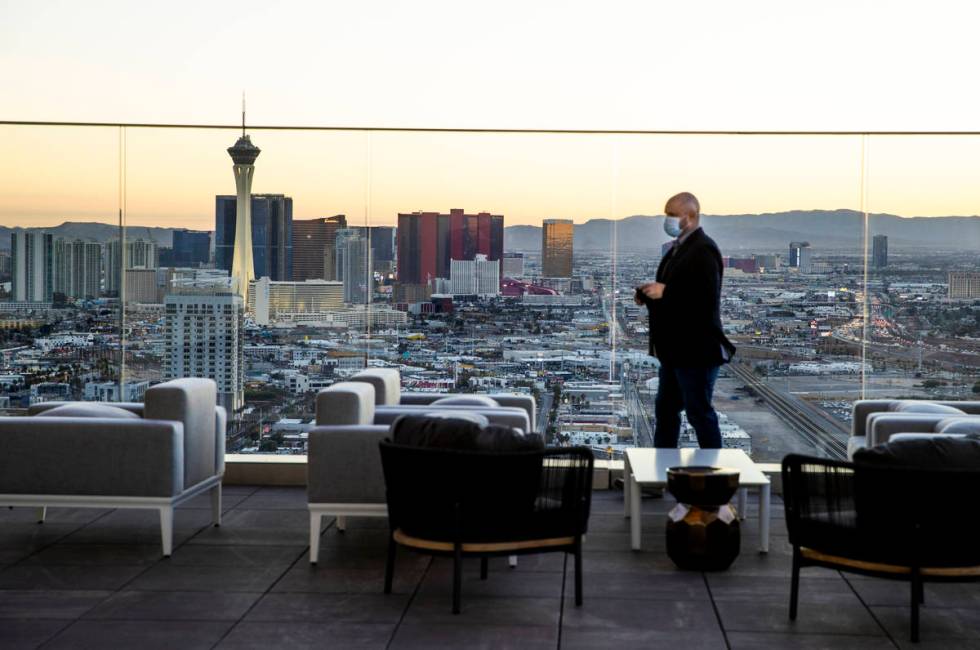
[164,291,244,412]
[450,254,500,297]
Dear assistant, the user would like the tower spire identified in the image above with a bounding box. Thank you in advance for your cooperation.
[241,91,246,137]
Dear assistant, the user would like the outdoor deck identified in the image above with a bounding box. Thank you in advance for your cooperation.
[1,488,978,649]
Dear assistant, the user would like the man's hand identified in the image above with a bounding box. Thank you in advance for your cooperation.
[640,281,666,300]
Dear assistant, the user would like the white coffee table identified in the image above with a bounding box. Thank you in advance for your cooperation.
[623,448,771,553]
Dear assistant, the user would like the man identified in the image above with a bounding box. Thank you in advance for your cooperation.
[635,192,736,448]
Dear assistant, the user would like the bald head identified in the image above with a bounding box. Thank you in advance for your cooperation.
[665,192,701,236]
[665,192,700,218]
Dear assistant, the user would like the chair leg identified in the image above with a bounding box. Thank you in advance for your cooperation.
[336,515,347,532]
[508,555,518,568]
[452,543,463,615]
[480,556,488,580]
[384,533,397,594]
[789,547,801,621]
[574,540,584,606]
[309,512,322,565]
[159,507,173,557]
[210,484,222,527]
[37,507,47,524]
[910,570,921,643]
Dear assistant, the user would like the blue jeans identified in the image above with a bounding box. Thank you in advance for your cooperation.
[653,364,722,449]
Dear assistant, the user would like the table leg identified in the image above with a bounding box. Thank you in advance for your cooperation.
[737,487,747,520]
[630,475,642,551]
[758,483,771,554]
[623,454,631,518]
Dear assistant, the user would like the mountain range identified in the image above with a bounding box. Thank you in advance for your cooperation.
[1,209,978,253]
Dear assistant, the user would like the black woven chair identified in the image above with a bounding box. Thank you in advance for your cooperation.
[379,441,594,614]
[782,454,980,642]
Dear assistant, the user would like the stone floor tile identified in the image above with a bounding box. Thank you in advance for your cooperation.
[42,620,232,650]
[244,593,409,624]
[390,622,558,649]
[125,563,287,592]
[83,590,261,621]
[0,590,112,619]
[215,622,393,649]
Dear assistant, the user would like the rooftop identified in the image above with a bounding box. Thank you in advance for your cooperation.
[3,488,977,648]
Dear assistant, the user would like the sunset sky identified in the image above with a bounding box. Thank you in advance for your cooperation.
[2,0,979,229]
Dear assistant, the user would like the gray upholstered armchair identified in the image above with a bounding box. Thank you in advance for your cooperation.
[307,380,538,564]
[848,399,980,459]
[348,368,538,432]
[0,378,226,556]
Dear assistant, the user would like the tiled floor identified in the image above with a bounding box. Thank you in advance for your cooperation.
[1,488,978,649]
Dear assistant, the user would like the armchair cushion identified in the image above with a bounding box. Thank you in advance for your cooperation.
[891,401,965,416]
[853,434,980,470]
[42,403,141,420]
[939,418,980,435]
[431,395,500,408]
[422,411,490,428]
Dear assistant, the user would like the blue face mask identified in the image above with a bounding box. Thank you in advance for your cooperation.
[663,216,682,238]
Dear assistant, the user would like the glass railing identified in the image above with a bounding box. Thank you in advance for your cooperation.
[2,122,978,463]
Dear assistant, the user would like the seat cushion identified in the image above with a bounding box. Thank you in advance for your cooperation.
[939,418,980,435]
[891,401,965,416]
[41,403,141,419]
[853,434,980,469]
[431,395,500,408]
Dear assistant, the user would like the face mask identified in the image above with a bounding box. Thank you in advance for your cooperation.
[663,216,682,238]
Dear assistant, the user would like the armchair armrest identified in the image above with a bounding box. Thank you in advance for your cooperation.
[307,425,390,504]
[936,401,980,415]
[214,406,227,475]
[0,418,183,497]
[851,400,896,437]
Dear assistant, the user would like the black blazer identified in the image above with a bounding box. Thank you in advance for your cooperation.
[637,228,736,367]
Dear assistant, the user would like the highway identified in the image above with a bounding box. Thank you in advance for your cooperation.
[727,362,849,460]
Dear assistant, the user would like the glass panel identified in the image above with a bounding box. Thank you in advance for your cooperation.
[864,136,980,408]
[613,135,865,461]
[0,125,121,412]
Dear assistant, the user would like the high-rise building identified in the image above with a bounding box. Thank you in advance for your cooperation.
[0,250,12,282]
[10,231,53,302]
[949,271,980,300]
[226,133,261,303]
[105,238,159,295]
[248,277,344,325]
[502,252,525,278]
[396,209,504,287]
[450,255,500,297]
[872,234,888,269]
[164,290,244,412]
[789,241,812,274]
[336,228,373,304]
[754,254,781,271]
[53,239,101,300]
[292,215,346,281]
[125,269,159,303]
[215,194,293,284]
[542,219,574,278]
[369,226,396,273]
[170,230,211,268]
